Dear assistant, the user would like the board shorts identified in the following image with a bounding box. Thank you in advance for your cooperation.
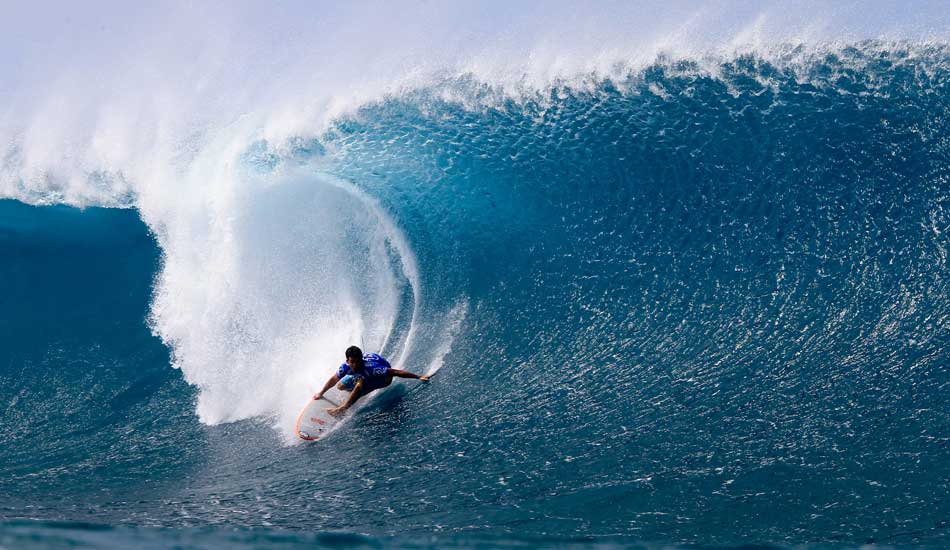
[338,374,358,390]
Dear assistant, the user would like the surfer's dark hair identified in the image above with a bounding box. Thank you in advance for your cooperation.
[345,346,364,363]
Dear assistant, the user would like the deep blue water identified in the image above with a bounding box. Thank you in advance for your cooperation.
[2,45,949,548]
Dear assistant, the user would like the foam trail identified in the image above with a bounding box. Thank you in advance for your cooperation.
[425,300,469,376]
[317,173,422,370]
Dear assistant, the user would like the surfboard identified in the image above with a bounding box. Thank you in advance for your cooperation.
[295,391,345,441]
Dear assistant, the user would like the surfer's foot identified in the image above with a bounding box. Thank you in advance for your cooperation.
[327,407,346,417]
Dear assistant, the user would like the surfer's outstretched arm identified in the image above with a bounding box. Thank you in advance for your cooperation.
[328,379,364,416]
[314,374,340,400]
[390,369,433,381]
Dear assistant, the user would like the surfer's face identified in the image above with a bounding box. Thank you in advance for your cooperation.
[346,356,361,371]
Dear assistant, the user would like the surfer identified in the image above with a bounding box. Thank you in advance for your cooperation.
[313,346,432,416]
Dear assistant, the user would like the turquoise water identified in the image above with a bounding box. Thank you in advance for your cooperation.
[1,40,948,548]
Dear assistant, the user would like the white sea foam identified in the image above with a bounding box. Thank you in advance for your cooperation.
[3,3,945,206]
[148,166,420,431]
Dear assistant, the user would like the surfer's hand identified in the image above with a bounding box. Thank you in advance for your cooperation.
[419,374,433,381]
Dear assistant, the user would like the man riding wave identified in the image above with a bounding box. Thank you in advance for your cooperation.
[313,346,432,416]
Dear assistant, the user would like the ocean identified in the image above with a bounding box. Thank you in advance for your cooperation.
[1,2,948,548]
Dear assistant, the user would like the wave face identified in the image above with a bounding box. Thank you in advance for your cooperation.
[1,4,950,546]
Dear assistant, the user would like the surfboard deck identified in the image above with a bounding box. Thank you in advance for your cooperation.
[295,392,344,441]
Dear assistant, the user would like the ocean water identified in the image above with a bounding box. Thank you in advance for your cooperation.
[1,2,949,548]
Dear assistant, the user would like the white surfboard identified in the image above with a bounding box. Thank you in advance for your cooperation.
[295,390,346,441]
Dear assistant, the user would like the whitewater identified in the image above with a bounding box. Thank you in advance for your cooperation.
[1,1,949,548]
